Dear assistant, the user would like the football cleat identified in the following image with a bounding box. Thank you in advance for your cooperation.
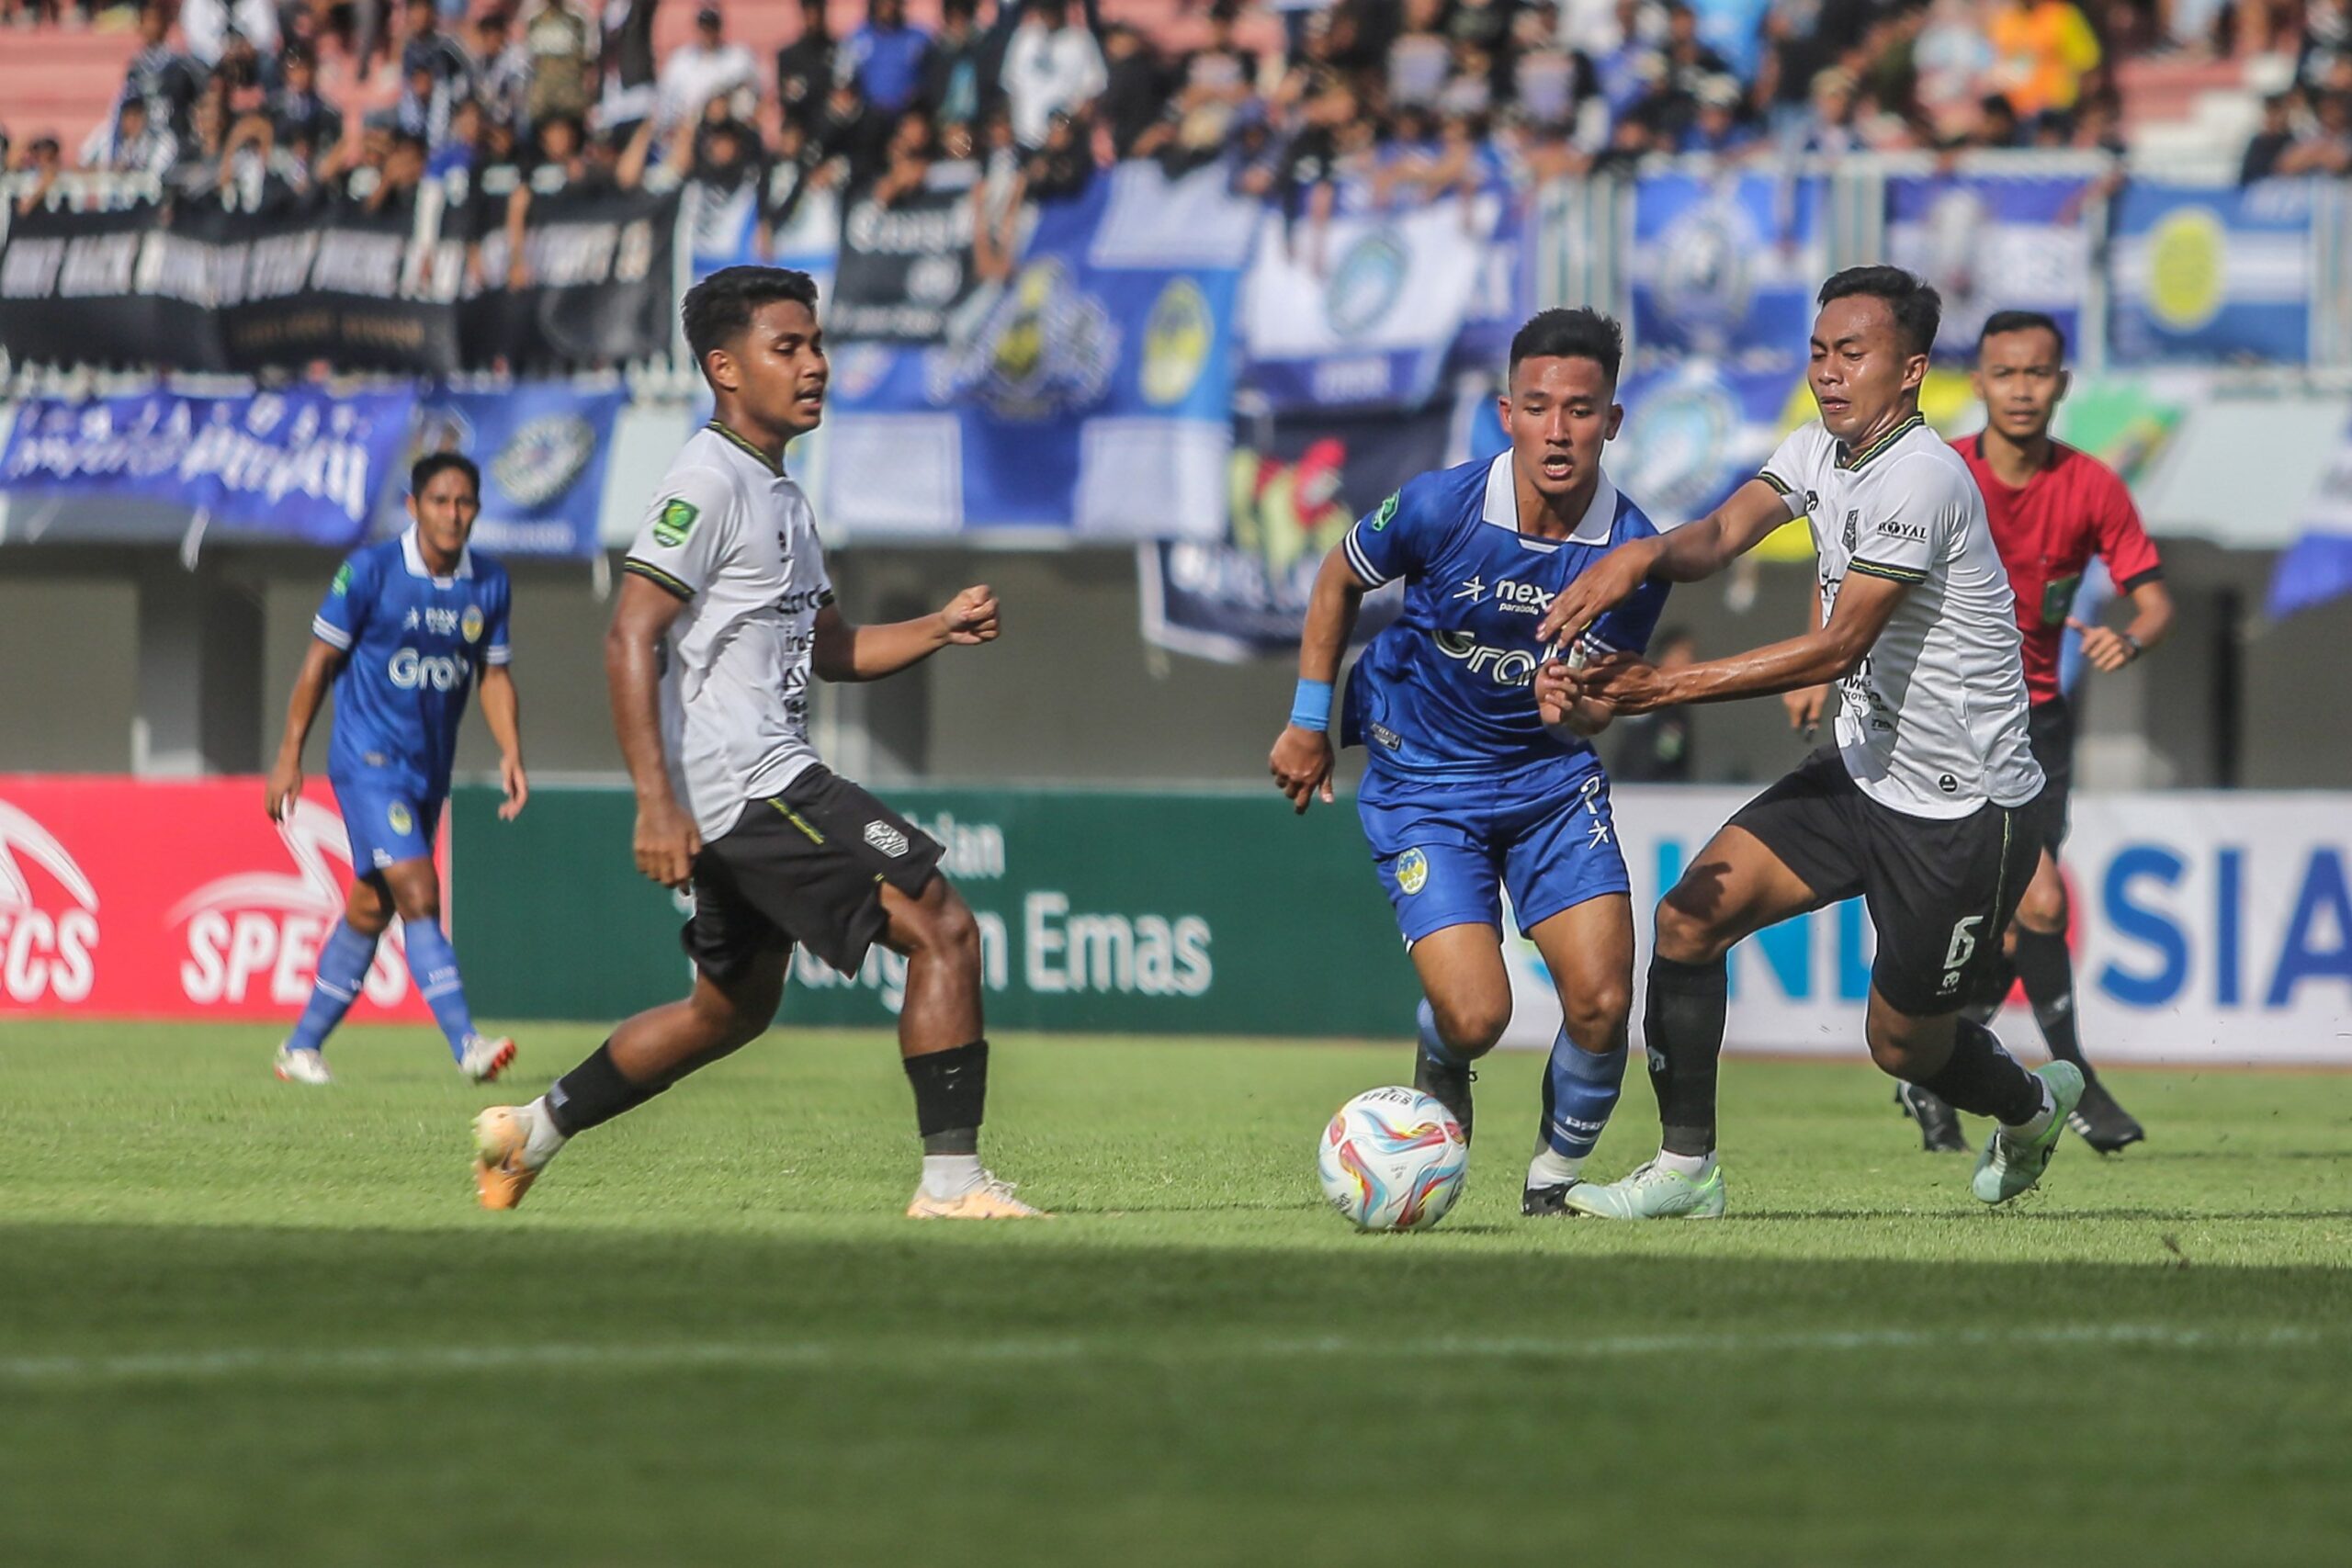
[472,1105,544,1211]
[458,1034,517,1084]
[1894,1081,1969,1153]
[1521,1181,1582,1217]
[1564,1159,1726,1220]
[905,1175,1051,1219]
[1413,1052,1476,1145]
[273,1045,333,1085]
[1972,1062,2086,1205]
[2067,1078,2145,1154]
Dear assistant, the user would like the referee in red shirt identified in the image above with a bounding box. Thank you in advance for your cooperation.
[1789,310,2174,1153]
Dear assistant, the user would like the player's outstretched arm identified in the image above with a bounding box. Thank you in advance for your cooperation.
[605,573,700,889]
[1538,479,1796,647]
[477,665,529,821]
[810,586,999,683]
[1269,547,1367,815]
[266,637,346,822]
[1782,577,1833,737]
[1589,570,1909,715]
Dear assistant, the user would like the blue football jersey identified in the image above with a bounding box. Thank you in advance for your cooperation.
[1340,454,1668,781]
[311,527,512,799]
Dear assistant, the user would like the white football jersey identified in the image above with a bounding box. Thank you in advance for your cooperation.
[1759,415,2043,819]
[623,423,835,840]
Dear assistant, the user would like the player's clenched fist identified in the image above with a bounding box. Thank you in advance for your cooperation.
[1536,536,1659,646]
[633,796,702,889]
[1534,660,1583,728]
[1269,725,1336,815]
[940,585,1000,644]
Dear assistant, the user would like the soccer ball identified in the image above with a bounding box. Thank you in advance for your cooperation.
[1317,1086,1469,1232]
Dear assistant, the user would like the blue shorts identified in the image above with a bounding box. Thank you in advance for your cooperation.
[1357,764,1631,945]
[333,777,444,874]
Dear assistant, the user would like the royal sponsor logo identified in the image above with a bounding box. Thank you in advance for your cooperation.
[0,799,100,1004]
[171,799,410,1008]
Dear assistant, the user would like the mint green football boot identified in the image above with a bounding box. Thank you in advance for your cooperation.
[1972,1061,2086,1205]
[1563,1158,1727,1220]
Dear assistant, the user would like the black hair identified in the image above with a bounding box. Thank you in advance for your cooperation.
[1508,307,1623,385]
[412,451,481,497]
[1816,265,1941,357]
[683,265,821,369]
[1976,309,2067,361]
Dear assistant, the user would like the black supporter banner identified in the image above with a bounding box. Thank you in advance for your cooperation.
[0,184,679,375]
[829,185,979,345]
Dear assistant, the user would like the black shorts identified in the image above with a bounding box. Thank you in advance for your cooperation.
[2027,697,2074,852]
[1727,748,2042,1016]
[682,766,944,982]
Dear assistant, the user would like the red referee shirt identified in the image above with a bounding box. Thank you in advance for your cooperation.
[1952,435,2165,706]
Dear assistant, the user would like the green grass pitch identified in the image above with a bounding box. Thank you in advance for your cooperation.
[2,1020,2346,1566]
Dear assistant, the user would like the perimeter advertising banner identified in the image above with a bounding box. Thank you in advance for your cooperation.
[0,778,435,1022]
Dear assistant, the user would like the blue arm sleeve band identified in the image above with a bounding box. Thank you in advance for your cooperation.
[1289,678,1334,731]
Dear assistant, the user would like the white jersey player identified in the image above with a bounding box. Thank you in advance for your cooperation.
[466,265,1046,1220]
[1532,265,2082,1219]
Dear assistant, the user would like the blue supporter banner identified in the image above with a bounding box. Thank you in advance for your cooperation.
[1628,172,1826,360]
[822,163,1256,537]
[2267,413,2352,619]
[2109,181,2316,365]
[1885,171,2096,358]
[1240,194,1500,412]
[400,382,626,557]
[0,386,414,547]
[1609,360,1798,528]
[1453,191,1537,372]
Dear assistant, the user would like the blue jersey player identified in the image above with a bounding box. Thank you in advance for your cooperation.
[265,452,528,1086]
[1270,309,1668,1216]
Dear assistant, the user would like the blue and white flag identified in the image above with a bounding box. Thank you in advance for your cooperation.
[822,163,1257,538]
[1627,173,1826,361]
[1609,360,1797,529]
[398,382,626,557]
[2109,181,2315,366]
[2267,413,2352,620]
[1885,172,2096,359]
[1452,191,1537,372]
[1240,195,1499,412]
[0,386,414,547]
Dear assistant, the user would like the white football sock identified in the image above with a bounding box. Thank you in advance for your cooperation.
[2000,1080,2058,1145]
[1654,1148,1715,1179]
[521,1096,569,1169]
[922,1153,985,1201]
[1526,1147,1586,1189]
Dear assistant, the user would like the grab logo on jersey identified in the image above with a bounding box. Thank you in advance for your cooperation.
[172,798,412,1009]
[1434,630,1539,686]
[389,648,469,691]
[0,798,100,1004]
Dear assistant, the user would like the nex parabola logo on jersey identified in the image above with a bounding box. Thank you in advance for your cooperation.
[1453,575,1555,616]
[0,797,99,1004]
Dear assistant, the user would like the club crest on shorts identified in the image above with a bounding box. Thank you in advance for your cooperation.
[387,802,413,835]
[864,820,910,858]
[1396,848,1429,896]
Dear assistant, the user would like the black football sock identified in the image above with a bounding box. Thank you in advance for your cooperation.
[544,1041,668,1137]
[1646,954,1728,1157]
[904,1039,988,1155]
[2011,927,2092,1077]
[1917,1018,2044,1127]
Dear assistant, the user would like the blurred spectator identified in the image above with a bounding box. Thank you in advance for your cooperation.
[775,0,838,132]
[471,10,535,131]
[1987,0,2101,120]
[1680,72,1761,152]
[1002,0,1106,148]
[182,0,279,67]
[401,0,473,87]
[658,6,758,129]
[80,95,179,178]
[396,56,457,146]
[1510,4,1596,133]
[2273,88,2352,173]
[270,44,345,151]
[2301,0,2352,87]
[867,109,937,204]
[1971,91,2026,146]
[2241,91,2298,181]
[1101,21,1175,158]
[124,2,205,137]
[521,0,598,128]
[1912,0,1996,141]
[1391,0,1452,108]
[1023,107,1094,199]
[922,0,993,127]
[1162,3,1256,165]
[1690,0,1774,79]
[848,0,931,117]
[600,0,662,132]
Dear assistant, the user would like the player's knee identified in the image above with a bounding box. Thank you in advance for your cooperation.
[1431,996,1510,1057]
[1653,895,1729,966]
[2016,879,2067,935]
[906,882,981,966]
[1864,1016,1935,1079]
[1562,980,1632,1049]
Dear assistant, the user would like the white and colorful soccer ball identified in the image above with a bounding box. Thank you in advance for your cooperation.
[1317,1086,1469,1232]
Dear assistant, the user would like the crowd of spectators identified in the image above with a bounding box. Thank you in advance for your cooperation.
[3,0,2350,228]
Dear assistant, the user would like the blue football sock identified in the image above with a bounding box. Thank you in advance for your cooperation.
[1541,1030,1628,1159]
[401,918,478,1060]
[287,919,380,1055]
[1416,998,1466,1068]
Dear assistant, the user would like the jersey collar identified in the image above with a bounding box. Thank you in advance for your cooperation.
[1479,452,1618,548]
[1835,412,1926,472]
[707,419,786,477]
[400,525,473,584]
